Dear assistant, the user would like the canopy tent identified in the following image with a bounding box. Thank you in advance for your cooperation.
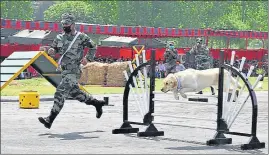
[8,29,57,45]
[100,36,167,48]
[1,28,20,44]
[1,18,267,62]
[98,36,167,59]
[138,38,167,48]
[100,36,138,47]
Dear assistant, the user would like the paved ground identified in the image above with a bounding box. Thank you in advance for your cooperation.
[1,91,268,154]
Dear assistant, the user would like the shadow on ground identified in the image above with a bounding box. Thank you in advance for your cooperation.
[38,130,105,140]
[124,134,266,154]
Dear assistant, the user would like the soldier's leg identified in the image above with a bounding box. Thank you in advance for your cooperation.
[67,69,83,99]
[38,74,73,129]
[67,74,106,119]
[171,65,177,74]
[165,68,172,77]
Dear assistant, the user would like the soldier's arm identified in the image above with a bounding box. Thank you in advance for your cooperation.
[164,50,168,58]
[172,49,178,59]
[203,45,210,55]
[188,47,194,55]
[49,35,61,54]
[81,33,97,62]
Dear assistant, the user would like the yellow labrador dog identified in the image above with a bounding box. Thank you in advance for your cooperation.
[161,68,241,100]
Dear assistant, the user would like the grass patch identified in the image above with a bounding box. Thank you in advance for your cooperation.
[1,77,267,96]
[155,77,268,93]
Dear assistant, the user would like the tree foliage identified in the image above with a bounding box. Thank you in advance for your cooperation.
[43,1,96,23]
[2,1,267,48]
[42,1,267,32]
[1,1,34,20]
[2,1,267,32]
[41,1,268,48]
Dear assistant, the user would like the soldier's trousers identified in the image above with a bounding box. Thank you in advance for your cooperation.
[165,65,177,76]
[51,73,93,114]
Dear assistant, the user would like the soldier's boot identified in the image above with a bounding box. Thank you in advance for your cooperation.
[85,99,106,118]
[38,111,58,129]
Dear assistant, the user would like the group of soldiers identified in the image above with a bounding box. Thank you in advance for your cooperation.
[164,38,213,73]
[38,13,215,130]
[164,38,215,95]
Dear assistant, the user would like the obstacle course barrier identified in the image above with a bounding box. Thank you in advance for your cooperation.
[112,49,265,150]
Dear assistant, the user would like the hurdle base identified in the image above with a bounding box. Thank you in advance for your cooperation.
[188,97,208,102]
[137,123,164,137]
[241,136,265,150]
[206,132,232,146]
[206,138,232,146]
[143,112,154,125]
[219,118,229,131]
[112,122,139,134]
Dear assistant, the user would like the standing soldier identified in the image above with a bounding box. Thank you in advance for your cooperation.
[163,41,178,76]
[188,38,215,95]
[38,13,106,129]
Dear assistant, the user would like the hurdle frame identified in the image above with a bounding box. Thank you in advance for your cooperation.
[112,49,265,150]
[112,49,164,137]
[207,51,265,150]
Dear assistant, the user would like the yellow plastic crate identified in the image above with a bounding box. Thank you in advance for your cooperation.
[19,91,40,109]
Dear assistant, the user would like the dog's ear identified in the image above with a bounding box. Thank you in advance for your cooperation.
[162,78,167,85]
[171,75,178,89]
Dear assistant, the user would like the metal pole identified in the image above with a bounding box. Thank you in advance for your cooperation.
[217,50,224,131]
[149,49,156,114]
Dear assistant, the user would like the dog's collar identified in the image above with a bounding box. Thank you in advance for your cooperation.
[176,77,181,90]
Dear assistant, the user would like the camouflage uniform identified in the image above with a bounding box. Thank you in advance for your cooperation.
[188,38,215,95]
[189,38,212,70]
[38,13,105,129]
[164,42,178,75]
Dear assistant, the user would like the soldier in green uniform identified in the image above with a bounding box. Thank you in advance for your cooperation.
[38,13,106,129]
[188,38,215,95]
[163,41,178,76]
